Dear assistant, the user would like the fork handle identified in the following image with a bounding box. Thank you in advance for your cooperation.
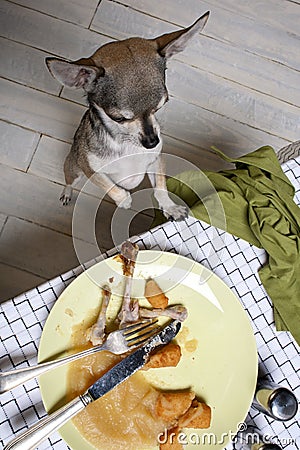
[0,345,104,394]
[3,392,93,450]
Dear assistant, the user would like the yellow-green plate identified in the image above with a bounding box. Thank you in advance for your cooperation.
[38,250,257,449]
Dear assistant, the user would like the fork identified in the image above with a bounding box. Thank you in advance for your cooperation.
[0,319,159,394]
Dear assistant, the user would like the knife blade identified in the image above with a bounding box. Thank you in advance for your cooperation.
[4,320,181,450]
[88,318,181,400]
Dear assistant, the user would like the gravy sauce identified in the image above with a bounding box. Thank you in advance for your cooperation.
[67,323,165,450]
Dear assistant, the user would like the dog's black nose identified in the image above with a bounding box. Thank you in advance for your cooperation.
[141,135,160,149]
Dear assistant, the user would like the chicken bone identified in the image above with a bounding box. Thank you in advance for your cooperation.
[139,305,188,322]
[86,286,111,345]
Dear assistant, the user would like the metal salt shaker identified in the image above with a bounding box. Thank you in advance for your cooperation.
[253,380,298,421]
[250,444,281,450]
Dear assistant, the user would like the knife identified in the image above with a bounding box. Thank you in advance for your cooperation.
[4,320,181,450]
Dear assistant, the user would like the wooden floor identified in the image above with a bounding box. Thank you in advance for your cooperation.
[0,0,299,301]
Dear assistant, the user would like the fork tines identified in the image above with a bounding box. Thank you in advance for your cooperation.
[123,319,160,347]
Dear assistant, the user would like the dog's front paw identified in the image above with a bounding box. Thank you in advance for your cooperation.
[115,190,132,209]
[162,204,189,221]
[60,186,72,206]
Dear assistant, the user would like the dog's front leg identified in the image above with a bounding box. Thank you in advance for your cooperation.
[148,156,188,221]
[60,152,131,209]
[89,171,132,209]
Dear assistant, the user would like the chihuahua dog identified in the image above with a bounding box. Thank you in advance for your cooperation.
[46,12,209,220]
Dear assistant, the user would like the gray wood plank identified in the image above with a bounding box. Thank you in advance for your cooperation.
[0,78,85,142]
[157,97,289,155]
[0,1,111,60]
[61,2,300,108]
[105,0,300,70]
[0,163,154,249]
[11,0,99,27]
[28,135,70,185]
[0,210,153,296]
[178,36,300,108]
[162,135,230,171]
[0,216,96,279]
[120,0,300,36]
[60,86,88,106]
[0,120,40,171]
[0,213,7,235]
[0,163,93,239]
[91,1,178,40]
[0,262,45,302]
[167,60,300,142]
[204,0,300,35]
[0,37,61,95]
[28,135,100,197]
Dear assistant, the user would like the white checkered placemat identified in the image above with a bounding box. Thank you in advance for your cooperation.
[1,155,299,450]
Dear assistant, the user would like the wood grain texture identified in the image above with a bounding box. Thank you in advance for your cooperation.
[0,216,89,278]
[200,0,300,34]
[0,262,45,302]
[0,78,85,141]
[117,0,300,69]
[157,97,289,154]
[0,37,61,95]
[0,0,110,60]
[11,0,99,27]
[178,36,300,107]
[166,60,300,141]
[0,213,7,235]
[0,121,40,171]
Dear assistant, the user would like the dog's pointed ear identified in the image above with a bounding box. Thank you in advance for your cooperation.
[154,11,210,59]
[45,57,104,89]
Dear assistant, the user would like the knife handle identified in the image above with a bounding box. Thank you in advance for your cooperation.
[3,392,93,450]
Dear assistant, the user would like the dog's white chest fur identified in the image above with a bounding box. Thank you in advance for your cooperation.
[87,144,161,190]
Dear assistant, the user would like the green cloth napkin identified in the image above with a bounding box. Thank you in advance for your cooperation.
[164,145,300,345]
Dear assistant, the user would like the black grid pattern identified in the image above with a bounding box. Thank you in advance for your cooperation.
[1,156,299,450]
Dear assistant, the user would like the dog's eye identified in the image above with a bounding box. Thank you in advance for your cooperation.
[108,115,128,123]
[105,111,127,123]
[113,117,126,123]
